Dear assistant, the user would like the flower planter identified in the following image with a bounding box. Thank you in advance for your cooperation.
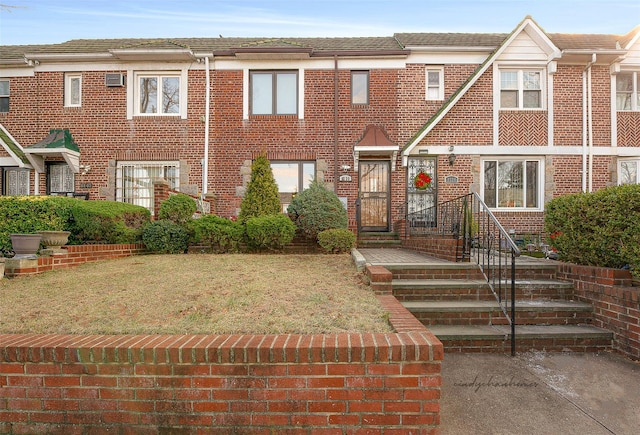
[37,230,71,250]
[10,234,42,259]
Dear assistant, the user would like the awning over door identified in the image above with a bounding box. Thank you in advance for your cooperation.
[24,129,80,173]
[353,124,399,171]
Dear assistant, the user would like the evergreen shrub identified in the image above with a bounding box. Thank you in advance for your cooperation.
[287,180,348,239]
[245,214,296,251]
[190,215,245,253]
[317,228,356,253]
[158,193,197,225]
[142,220,189,254]
[238,154,281,223]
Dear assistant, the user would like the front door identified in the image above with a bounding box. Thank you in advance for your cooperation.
[359,161,390,232]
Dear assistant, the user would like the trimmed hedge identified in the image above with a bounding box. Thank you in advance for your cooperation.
[159,193,197,225]
[544,184,640,278]
[287,180,348,239]
[142,220,189,254]
[317,228,356,254]
[245,214,296,251]
[190,215,245,253]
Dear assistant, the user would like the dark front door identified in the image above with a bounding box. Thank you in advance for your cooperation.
[359,161,390,232]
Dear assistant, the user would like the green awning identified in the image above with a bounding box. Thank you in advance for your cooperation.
[24,129,80,173]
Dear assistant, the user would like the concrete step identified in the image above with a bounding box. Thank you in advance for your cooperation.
[403,299,593,326]
[392,278,574,301]
[428,324,613,353]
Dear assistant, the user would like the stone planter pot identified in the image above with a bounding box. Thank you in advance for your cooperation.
[37,231,71,250]
[0,257,5,279]
[10,234,42,259]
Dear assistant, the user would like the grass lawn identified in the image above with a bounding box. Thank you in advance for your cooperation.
[0,254,391,335]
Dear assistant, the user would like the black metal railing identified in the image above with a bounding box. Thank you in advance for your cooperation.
[406,193,521,355]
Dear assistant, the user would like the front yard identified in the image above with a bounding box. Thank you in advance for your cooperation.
[0,254,391,335]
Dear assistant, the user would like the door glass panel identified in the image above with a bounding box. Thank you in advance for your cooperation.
[359,161,389,230]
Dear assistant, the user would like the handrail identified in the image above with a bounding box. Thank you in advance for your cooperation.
[406,192,520,356]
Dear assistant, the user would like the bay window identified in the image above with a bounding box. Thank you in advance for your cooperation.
[483,159,541,209]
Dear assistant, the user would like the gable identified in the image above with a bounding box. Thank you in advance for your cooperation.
[498,31,552,62]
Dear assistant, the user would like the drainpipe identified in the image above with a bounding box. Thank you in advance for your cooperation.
[586,54,596,193]
[203,56,210,196]
[333,55,339,194]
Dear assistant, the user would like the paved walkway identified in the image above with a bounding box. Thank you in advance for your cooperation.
[355,248,640,434]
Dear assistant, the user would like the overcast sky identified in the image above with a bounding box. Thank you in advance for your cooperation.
[1,0,639,46]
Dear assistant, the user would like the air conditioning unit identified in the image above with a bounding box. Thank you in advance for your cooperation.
[105,73,125,87]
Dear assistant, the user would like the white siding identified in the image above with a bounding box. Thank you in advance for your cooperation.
[498,32,549,62]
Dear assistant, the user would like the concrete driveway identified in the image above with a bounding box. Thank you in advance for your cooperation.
[441,351,640,434]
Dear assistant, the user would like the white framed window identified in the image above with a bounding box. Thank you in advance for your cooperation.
[619,159,640,185]
[116,161,179,213]
[425,67,444,101]
[0,80,9,113]
[250,71,298,115]
[4,168,29,195]
[134,73,181,116]
[616,72,640,111]
[482,158,542,209]
[500,69,543,109]
[351,71,369,105]
[271,161,315,212]
[64,73,82,107]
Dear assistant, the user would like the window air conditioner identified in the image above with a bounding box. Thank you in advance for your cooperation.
[105,73,125,87]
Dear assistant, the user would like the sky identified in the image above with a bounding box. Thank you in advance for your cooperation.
[1,0,639,46]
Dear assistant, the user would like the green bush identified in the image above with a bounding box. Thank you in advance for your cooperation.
[545,184,640,278]
[287,179,348,239]
[238,154,281,224]
[159,193,197,225]
[190,215,245,253]
[245,214,296,251]
[142,220,189,254]
[0,196,75,254]
[317,228,356,253]
[66,200,151,245]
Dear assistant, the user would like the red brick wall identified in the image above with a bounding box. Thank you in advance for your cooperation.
[0,296,442,434]
[556,263,639,360]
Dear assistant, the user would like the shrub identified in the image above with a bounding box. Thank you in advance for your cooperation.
[545,184,640,278]
[287,179,348,239]
[190,215,245,253]
[245,214,296,251]
[317,228,356,253]
[0,196,75,254]
[142,220,189,254]
[159,193,197,225]
[66,200,151,245]
[238,154,281,223]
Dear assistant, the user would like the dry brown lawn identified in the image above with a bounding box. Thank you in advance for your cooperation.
[0,254,391,335]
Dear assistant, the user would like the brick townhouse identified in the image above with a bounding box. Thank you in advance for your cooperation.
[1,16,639,236]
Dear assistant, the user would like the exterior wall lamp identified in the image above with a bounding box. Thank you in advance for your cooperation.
[448,146,456,166]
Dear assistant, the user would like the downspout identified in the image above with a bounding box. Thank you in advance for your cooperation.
[333,55,339,194]
[582,54,596,193]
[203,56,210,196]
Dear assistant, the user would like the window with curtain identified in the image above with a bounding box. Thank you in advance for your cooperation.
[116,161,179,213]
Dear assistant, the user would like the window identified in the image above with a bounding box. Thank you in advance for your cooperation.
[619,159,640,185]
[250,71,297,115]
[64,74,82,107]
[4,168,29,195]
[0,80,9,113]
[500,70,542,109]
[116,161,179,212]
[47,163,75,195]
[616,72,640,111]
[425,67,444,101]
[483,159,541,209]
[136,73,180,115]
[351,71,369,105]
[271,161,314,212]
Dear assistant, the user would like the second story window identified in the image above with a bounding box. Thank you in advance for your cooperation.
[250,71,298,115]
[351,71,369,105]
[64,73,82,107]
[0,80,9,113]
[136,73,180,115]
[500,70,542,109]
[425,67,444,101]
[616,72,639,111]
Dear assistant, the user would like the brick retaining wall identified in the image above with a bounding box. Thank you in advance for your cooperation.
[0,295,442,434]
[402,236,467,262]
[557,264,640,360]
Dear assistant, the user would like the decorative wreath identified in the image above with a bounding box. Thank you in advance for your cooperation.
[413,171,432,190]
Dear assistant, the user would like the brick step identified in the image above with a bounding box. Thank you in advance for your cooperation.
[427,324,613,353]
[392,279,574,301]
[357,239,403,249]
[403,299,593,326]
[386,264,484,281]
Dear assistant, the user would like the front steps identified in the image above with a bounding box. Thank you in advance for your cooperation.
[357,231,402,249]
[385,259,613,353]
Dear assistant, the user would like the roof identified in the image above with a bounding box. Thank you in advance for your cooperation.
[26,129,80,153]
[0,124,30,165]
